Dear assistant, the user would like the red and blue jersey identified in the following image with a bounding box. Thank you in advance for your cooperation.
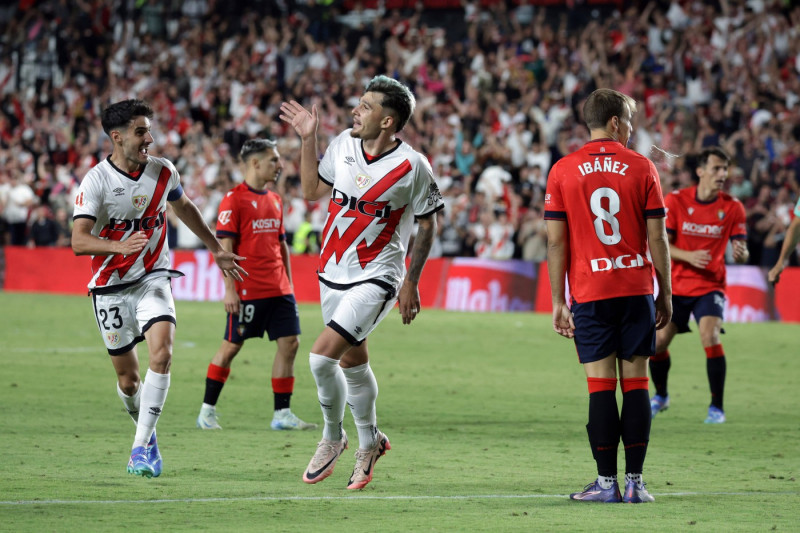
[544,139,666,303]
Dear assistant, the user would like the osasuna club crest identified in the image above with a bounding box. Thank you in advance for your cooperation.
[132,195,148,210]
[218,210,232,225]
[355,173,371,188]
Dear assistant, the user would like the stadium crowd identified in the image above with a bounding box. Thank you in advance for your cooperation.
[1,0,799,269]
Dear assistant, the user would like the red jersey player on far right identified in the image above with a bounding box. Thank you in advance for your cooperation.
[649,146,749,424]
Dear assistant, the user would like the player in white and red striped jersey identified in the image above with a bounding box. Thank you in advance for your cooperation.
[71,99,247,479]
[281,75,443,490]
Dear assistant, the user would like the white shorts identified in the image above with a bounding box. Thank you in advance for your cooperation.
[319,280,397,345]
[91,276,176,355]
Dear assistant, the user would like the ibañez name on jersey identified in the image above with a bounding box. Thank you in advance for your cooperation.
[577,156,630,177]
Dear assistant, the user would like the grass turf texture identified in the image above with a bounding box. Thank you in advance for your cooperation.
[1,292,797,532]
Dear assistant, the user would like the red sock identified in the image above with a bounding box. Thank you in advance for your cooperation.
[207,363,231,382]
[271,377,295,394]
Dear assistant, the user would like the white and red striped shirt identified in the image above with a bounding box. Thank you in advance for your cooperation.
[73,156,183,291]
[316,129,444,287]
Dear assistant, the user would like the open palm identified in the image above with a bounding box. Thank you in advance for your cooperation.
[279,100,318,139]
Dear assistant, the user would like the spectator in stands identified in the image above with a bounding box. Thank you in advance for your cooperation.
[27,204,61,247]
[0,0,798,268]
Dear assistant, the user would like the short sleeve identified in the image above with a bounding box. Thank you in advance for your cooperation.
[73,171,102,220]
[644,160,666,218]
[411,155,443,217]
[543,164,565,220]
[731,199,747,240]
[216,191,239,239]
[318,132,345,186]
[663,192,678,232]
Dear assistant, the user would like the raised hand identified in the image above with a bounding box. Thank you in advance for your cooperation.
[279,100,318,140]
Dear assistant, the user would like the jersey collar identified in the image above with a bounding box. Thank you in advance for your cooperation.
[107,155,147,181]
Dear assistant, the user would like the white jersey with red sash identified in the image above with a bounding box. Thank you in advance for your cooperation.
[73,155,183,292]
[316,129,444,287]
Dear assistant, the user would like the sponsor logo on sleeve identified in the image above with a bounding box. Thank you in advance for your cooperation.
[218,210,232,225]
[427,182,442,206]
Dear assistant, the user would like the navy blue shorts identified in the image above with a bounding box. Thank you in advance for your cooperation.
[223,295,301,344]
[671,291,725,334]
[571,295,656,364]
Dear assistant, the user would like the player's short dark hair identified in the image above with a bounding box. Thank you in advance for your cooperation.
[696,146,730,169]
[101,99,154,136]
[583,89,636,130]
[240,138,278,162]
[365,75,416,132]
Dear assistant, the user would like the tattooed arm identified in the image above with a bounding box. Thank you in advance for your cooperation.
[398,214,436,325]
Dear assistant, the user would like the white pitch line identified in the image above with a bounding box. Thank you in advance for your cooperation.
[6,346,98,353]
[2,491,797,506]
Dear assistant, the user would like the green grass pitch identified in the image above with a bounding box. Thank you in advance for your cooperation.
[1,292,798,531]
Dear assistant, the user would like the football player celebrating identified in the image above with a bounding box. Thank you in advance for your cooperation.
[72,99,247,478]
[546,88,671,503]
[280,76,444,489]
[196,138,317,432]
[649,146,749,424]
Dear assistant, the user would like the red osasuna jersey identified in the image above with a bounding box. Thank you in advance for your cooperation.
[544,139,666,303]
[216,183,292,299]
[665,186,747,297]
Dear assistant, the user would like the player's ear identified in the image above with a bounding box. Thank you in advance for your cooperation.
[381,113,395,131]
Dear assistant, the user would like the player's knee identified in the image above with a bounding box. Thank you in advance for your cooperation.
[218,343,242,364]
[277,336,300,362]
[148,347,173,373]
[700,333,721,347]
[117,375,140,395]
[284,336,300,356]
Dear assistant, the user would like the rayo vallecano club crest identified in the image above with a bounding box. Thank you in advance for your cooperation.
[132,195,148,210]
[355,173,371,188]
[106,332,121,346]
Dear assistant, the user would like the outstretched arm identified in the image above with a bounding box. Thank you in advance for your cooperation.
[170,194,247,281]
[279,100,331,201]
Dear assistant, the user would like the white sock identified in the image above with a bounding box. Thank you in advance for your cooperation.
[309,353,346,441]
[626,473,643,486]
[117,382,141,425]
[597,475,617,489]
[200,403,216,412]
[342,363,379,449]
[133,370,170,448]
